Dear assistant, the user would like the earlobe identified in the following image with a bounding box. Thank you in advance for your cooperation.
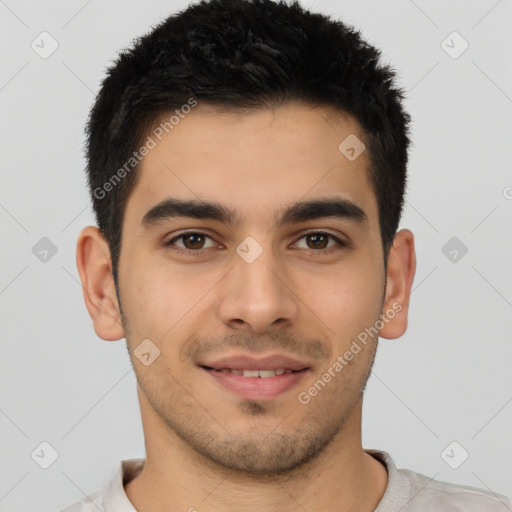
[379,228,417,340]
[76,226,125,341]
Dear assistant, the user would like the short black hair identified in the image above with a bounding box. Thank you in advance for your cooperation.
[85,0,412,293]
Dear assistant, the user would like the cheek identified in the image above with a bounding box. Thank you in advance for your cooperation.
[304,260,383,336]
[121,254,218,337]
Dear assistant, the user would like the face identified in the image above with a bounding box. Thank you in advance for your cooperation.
[115,101,390,476]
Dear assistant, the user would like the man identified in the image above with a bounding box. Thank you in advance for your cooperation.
[63,0,512,510]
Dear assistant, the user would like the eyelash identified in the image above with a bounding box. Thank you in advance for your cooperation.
[163,230,347,257]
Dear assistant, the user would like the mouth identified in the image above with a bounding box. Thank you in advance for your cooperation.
[199,365,310,400]
[200,366,308,377]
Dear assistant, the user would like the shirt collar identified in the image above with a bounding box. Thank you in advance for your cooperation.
[366,449,412,510]
[104,458,144,511]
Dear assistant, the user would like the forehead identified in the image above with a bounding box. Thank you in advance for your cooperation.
[125,101,377,227]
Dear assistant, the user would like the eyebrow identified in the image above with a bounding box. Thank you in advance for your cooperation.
[141,196,369,231]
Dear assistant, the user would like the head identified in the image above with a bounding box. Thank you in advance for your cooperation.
[77,0,416,478]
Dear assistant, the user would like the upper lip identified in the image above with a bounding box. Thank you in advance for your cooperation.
[199,353,312,371]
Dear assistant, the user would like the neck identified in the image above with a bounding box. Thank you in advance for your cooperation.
[125,390,388,512]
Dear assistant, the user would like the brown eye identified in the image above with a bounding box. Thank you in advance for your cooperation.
[164,232,216,251]
[294,232,346,253]
[181,233,206,249]
[305,233,329,249]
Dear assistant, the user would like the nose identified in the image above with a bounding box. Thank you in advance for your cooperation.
[216,244,300,335]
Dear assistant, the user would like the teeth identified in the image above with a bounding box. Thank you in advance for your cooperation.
[220,368,295,377]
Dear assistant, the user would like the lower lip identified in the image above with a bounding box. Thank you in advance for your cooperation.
[201,367,310,400]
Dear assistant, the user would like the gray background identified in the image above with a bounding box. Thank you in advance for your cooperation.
[0,0,511,510]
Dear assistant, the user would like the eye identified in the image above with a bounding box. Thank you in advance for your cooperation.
[164,231,217,253]
[293,231,346,253]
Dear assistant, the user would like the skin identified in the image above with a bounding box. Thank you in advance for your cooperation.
[76,101,416,512]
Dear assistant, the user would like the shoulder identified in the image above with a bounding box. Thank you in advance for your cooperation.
[59,458,143,512]
[60,490,105,512]
[367,449,512,512]
[401,467,512,511]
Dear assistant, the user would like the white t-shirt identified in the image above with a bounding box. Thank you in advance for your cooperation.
[60,449,512,511]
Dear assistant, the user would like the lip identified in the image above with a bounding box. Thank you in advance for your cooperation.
[201,366,310,400]
[198,353,312,372]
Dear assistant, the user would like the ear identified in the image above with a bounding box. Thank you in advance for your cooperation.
[76,226,125,341]
[378,228,416,340]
